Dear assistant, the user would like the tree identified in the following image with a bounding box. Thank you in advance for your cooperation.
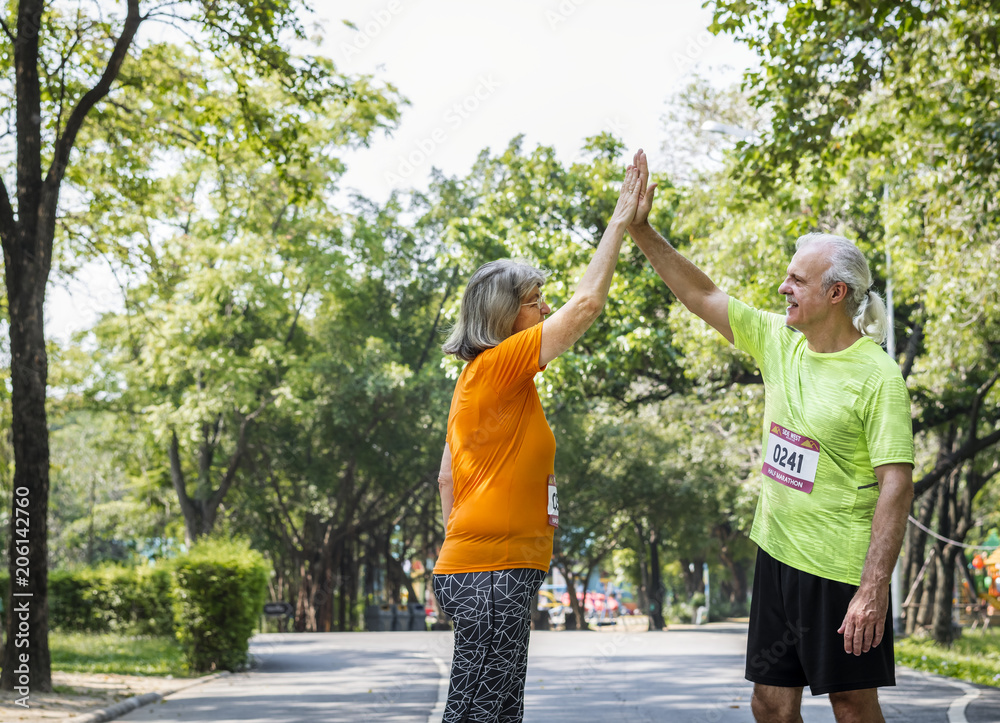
[0,0,387,690]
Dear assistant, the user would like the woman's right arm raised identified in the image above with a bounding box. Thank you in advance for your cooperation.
[538,163,641,368]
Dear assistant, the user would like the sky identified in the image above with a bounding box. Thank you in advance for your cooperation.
[44,0,758,344]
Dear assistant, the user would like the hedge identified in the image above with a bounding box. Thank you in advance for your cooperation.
[1,564,173,635]
[1,540,271,674]
[171,538,270,673]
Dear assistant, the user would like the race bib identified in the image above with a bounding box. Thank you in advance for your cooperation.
[762,422,820,493]
[547,474,559,527]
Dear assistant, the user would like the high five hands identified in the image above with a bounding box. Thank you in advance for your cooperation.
[630,149,658,230]
[610,162,642,227]
[610,149,659,230]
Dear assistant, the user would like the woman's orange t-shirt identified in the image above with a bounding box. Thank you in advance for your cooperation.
[434,322,556,574]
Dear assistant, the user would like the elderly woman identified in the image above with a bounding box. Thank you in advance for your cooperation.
[433,161,641,722]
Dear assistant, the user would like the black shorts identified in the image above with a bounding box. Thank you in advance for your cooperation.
[745,547,895,696]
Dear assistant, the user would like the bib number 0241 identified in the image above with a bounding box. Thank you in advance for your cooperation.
[772,443,805,474]
[762,422,820,493]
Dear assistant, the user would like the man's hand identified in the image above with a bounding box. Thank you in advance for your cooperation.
[628,148,658,229]
[837,584,889,655]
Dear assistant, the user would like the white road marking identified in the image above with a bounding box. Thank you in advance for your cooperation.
[427,655,450,723]
[946,677,981,723]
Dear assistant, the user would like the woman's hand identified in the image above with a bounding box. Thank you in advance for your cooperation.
[628,148,658,230]
[609,163,642,228]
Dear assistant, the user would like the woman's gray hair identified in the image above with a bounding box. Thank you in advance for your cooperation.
[442,259,550,362]
[796,233,888,345]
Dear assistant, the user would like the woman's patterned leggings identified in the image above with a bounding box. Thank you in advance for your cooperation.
[432,568,546,723]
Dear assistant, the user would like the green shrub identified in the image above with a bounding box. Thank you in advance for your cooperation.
[897,629,1000,688]
[48,570,95,631]
[2,565,174,635]
[171,538,270,673]
[667,601,693,624]
[82,565,175,636]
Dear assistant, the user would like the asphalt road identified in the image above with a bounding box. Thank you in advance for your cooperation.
[118,624,1000,722]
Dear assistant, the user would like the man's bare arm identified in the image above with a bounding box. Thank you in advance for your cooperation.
[627,150,733,343]
[837,462,913,655]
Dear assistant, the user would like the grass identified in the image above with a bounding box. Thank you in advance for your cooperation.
[896,628,1000,688]
[49,631,191,678]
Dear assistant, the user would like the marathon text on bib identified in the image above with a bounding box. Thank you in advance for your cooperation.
[762,422,820,493]
[547,474,559,528]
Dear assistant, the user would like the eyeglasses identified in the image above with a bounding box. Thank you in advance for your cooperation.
[521,293,546,311]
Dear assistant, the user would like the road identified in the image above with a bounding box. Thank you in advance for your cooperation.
[119,623,1000,722]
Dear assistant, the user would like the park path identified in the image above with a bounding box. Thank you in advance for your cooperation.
[117,624,1000,722]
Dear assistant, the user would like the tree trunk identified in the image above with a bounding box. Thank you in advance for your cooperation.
[531,591,550,631]
[932,548,958,645]
[0,259,53,693]
[719,546,748,607]
[633,520,650,616]
[904,548,935,636]
[916,551,937,630]
[648,530,666,630]
[680,557,706,599]
[903,490,935,633]
[337,538,349,632]
[348,537,361,630]
[0,2,145,685]
[560,562,586,630]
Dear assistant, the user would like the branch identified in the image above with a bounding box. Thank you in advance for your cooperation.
[0,174,13,243]
[899,319,923,380]
[969,371,1000,432]
[415,267,459,373]
[0,15,13,43]
[283,282,310,347]
[914,426,1000,497]
[45,0,143,192]
[207,395,274,512]
[253,454,303,551]
[168,429,199,525]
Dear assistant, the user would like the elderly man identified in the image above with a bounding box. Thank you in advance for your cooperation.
[628,150,914,723]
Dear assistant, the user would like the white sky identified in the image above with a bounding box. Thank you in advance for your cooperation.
[45,0,757,343]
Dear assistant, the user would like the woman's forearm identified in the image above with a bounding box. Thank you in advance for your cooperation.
[438,442,454,531]
[439,483,454,531]
[569,219,628,319]
[538,220,628,366]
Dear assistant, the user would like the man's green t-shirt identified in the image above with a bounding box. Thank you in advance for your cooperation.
[729,298,914,586]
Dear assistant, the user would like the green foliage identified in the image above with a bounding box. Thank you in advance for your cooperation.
[897,630,1000,688]
[49,632,188,677]
[46,411,179,567]
[171,538,270,673]
[1,565,173,635]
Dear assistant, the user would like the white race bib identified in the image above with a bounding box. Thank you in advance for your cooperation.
[547,474,559,527]
[762,422,820,493]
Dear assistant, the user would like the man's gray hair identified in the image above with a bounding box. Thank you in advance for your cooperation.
[796,233,888,345]
[442,259,550,362]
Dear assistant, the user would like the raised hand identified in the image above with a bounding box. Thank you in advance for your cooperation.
[610,164,641,228]
[629,148,658,229]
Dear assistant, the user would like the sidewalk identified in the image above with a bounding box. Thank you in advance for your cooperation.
[0,672,204,722]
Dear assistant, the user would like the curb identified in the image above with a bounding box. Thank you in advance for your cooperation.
[71,672,229,723]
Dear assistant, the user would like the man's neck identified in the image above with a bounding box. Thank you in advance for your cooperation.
[804,322,864,354]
